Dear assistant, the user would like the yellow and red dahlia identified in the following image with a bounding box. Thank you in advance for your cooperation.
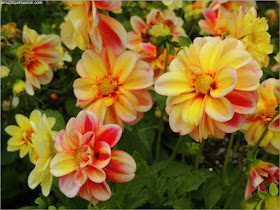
[198,6,228,36]
[73,48,154,129]
[225,7,274,67]
[61,1,126,54]
[127,9,186,54]
[28,113,57,196]
[154,37,262,142]
[243,78,279,155]
[17,25,63,95]
[245,160,279,201]
[162,0,182,11]
[209,0,256,13]
[50,110,136,204]
[5,110,55,161]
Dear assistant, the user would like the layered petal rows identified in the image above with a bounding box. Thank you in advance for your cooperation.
[73,48,154,130]
[154,37,262,142]
[50,111,136,204]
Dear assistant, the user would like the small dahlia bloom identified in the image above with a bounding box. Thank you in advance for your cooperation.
[61,1,126,54]
[73,48,154,129]
[162,0,182,11]
[28,113,57,196]
[50,111,136,204]
[5,110,55,160]
[272,53,280,72]
[127,9,186,54]
[154,37,262,142]
[245,160,279,201]
[183,1,209,19]
[17,25,63,95]
[225,7,274,67]
[1,22,21,43]
[209,0,256,13]
[198,6,228,36]
[243,78,279,155]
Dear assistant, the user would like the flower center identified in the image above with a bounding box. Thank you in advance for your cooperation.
[98,76,118,96]
[258,100,278,121]
[195,74,214,95]
[18,46,36,65]
[75,149,82,165]
[23,128,34,145]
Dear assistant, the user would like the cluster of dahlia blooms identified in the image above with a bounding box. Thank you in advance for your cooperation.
[50,111,136,204]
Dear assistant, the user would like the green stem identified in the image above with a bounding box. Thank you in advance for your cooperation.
[194,140,205,170]
[231,133,240,160]
[164,41,170,73]
[168,135,184,163]
[155,116,163,162]
[223,173,246,209]
[222,133,235,187]
[251,110,279,154]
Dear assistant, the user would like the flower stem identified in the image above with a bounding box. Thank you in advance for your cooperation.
[168,135,184,163]
[194,140,205,170]
[155,116,163,162]
[251,110,279,154]
[223,172,246,209]
[222,133,235,188]
[164,41,170,73]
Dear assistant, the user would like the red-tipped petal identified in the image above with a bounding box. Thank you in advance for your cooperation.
[87,166,106,183]
[95,124,122,148]
[130,16,147,34]
[104,167,135,183]
[88,181,112,201]
[92,141,111,168]
[75,110,99,135]
[59,172,81,198]
[214,113,245,133]
[105,150,136,175]
[94,0,121,11]
[244,179,256,201]
[74,168,88,187]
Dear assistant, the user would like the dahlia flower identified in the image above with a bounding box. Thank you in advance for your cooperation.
[60,1,126,54]
[245,160,279,201]
[1,22,21,43]
[50,111,136,204]
[17,25,63,95]
[127,9,186,54]
[198,6,228,36]
[28,113,57,196]
[154,37,262,142]
[225,7,274,67]
[209,0,256,12]
[162,0,182,11]
[73,48,154,129]
[243,78,279,155]
[5,110,55,161]
[183,1,209,19]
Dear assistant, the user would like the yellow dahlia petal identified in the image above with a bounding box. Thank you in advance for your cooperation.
[182,96,205,126]
[205,96,234,122]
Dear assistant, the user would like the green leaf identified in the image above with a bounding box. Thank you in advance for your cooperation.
[173,197,193,209]
[65,98,82,117]
[269,183,278,196]
[171,41,181,48]
[203,174,222,209]
[257,191,270,200]
[179,36,192,47]
[177,169,211,195]
[247,150,255,161]
[166,35,173,41]
[157,161,193,178]
[37,109,66,131]
[48,206,56,209]
[149,90,168,118]
[19,206,37,209]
